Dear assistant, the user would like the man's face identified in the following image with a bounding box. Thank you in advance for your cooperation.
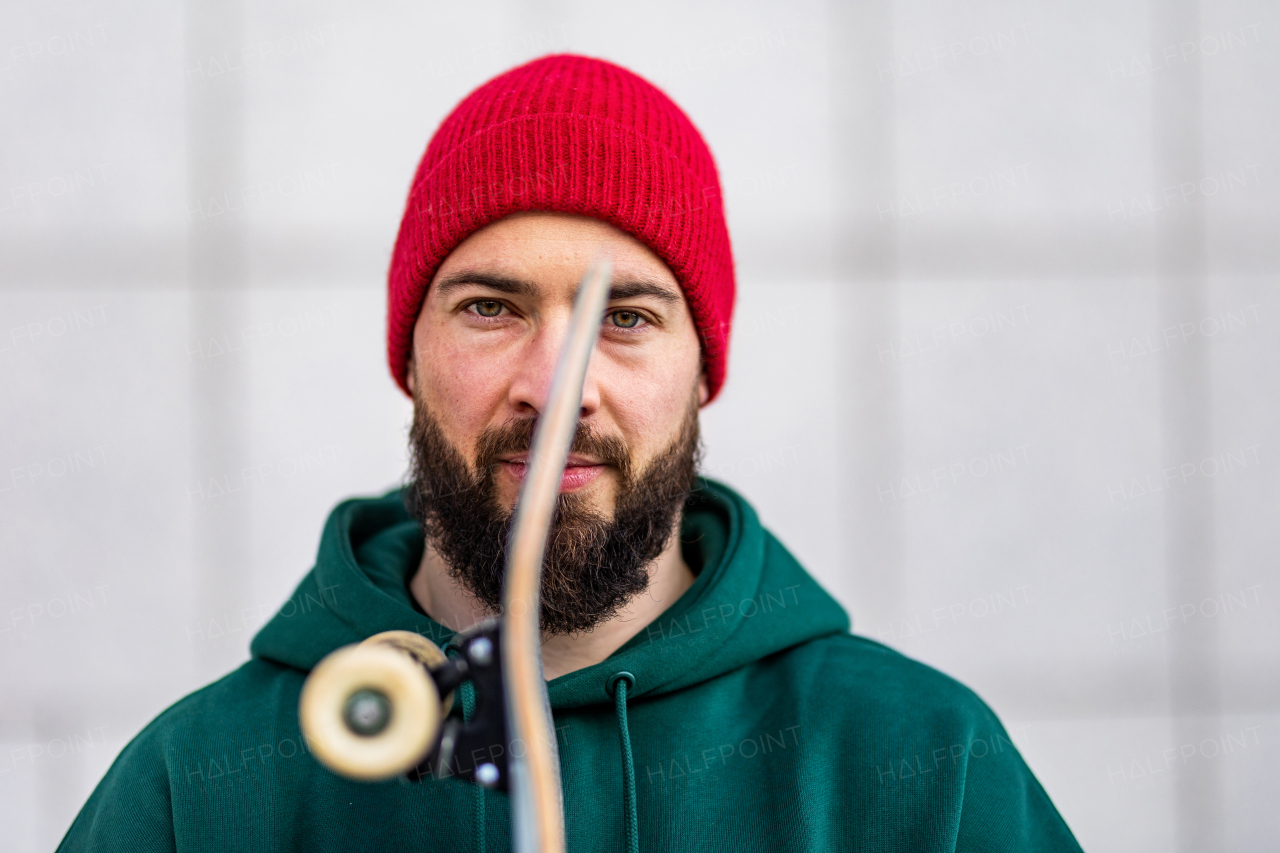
[405,212,708,633]
[408,211,708,517]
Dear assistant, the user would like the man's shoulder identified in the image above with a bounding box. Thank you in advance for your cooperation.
[727,635,1081,852]
[57,658,311,851]
[126,658,306,765]
[761,632,1003,734]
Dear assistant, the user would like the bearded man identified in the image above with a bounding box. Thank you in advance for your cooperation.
[60,55,1082,852]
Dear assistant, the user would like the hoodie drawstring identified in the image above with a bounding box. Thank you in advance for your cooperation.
[608,671,639,853]
[456,663,637,853]
[452,654,486,853]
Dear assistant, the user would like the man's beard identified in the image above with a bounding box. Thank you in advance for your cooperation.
[405,398,701,636]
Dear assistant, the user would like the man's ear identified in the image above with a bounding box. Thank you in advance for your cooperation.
[697,370,710,407]
[406,352,416,395]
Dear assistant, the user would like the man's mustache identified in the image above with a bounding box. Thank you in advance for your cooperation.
[473,418,632,481]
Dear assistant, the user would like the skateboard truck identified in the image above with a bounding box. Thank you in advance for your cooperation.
[410,619,510,789]
[298,619,510,789]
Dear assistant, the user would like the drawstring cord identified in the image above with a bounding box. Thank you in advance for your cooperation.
[608,672,639,853]
[451,651,486,853]
[454,659,638,853]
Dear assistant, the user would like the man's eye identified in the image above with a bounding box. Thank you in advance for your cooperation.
[609,310,644,329]
[471,301,504,318]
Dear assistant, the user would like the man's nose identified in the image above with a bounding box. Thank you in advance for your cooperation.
[506,315,601,419]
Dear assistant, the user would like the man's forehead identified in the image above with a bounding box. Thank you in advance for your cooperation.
[455,211,647,256]
[428,212,682,295]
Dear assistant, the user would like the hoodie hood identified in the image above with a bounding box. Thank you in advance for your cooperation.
[250,478,849,709]
[70,480,1083,853]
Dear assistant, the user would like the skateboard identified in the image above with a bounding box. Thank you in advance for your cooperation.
[296,259,613,852]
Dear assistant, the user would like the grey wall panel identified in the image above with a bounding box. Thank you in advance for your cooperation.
[3,0,1277,850]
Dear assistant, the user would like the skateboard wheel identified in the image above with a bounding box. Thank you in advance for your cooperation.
[360,631,454,718]
[299,641,442,781]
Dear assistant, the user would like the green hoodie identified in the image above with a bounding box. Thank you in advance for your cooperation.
[59,479,1082,853]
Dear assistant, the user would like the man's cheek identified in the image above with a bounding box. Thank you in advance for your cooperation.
[611,384,688,453]
[423,353,508,432]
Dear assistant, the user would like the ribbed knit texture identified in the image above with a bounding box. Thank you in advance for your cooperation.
[386,54,736,401]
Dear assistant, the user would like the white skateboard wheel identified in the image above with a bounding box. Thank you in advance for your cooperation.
[299,642,442,781]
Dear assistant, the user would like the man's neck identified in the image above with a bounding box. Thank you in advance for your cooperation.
[408,525,695,681]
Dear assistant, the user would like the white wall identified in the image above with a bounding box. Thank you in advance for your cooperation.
[2,0,1277,850]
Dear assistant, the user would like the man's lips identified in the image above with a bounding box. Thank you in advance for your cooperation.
[499,454,606,493]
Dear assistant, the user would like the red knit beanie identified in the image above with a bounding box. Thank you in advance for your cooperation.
[387,54,735,402]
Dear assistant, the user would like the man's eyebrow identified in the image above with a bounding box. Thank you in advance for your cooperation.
[433,271,538,297]
[608,277,681,304]
[433,270,680,304]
